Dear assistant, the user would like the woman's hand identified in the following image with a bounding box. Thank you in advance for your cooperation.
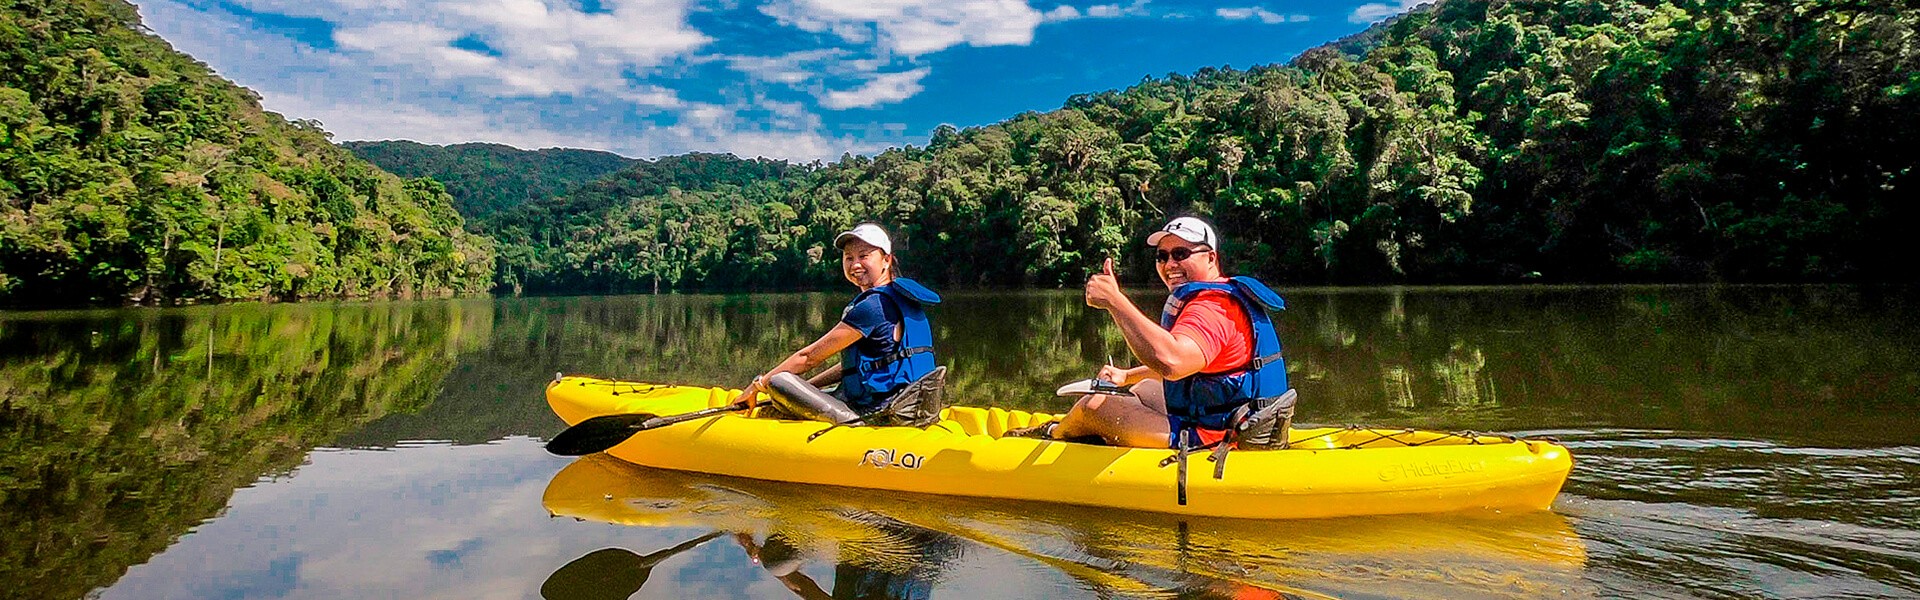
[733,376,765,407]
[1085,258,1125,311]
[748,323,864,406]
[732,532,761,562]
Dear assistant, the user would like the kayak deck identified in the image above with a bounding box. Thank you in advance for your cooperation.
[547,376,1573,519]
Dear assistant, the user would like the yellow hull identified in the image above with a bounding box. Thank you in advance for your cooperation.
[547,376,1573,519]
[542,456,1589,596]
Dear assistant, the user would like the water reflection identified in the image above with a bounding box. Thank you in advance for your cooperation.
[540,533,721,600]
[730,519,962,600]
[1246,286,1920,441]
[3,285,1916,599]
[317,286,1920,449]
[0,301,491,600]
[543,455,1590,599]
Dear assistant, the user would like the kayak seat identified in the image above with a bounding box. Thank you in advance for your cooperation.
[879,366,948,427]
[1231,388,1298,450]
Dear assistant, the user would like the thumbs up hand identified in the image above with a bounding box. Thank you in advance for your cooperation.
[1085,257,1123,310]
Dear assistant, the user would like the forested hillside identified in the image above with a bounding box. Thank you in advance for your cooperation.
[499,0,1918,293]
[343,141,634,220]
[5,0,1915,304]
[483,153,801,293]
[0,0,494,306]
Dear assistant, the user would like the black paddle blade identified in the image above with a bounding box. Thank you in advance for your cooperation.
[539,533,722,600]
[545,413,658,456]
[540,548,648,600]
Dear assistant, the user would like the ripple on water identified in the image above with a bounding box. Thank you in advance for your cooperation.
[1557,429,1920,599]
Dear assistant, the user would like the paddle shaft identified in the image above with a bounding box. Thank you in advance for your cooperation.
[546,397,759,456]
[639,399,755,429]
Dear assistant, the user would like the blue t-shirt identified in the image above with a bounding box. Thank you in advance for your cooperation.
[841,293,903,364]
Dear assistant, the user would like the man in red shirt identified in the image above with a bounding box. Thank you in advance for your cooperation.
[1012,217,1277,448]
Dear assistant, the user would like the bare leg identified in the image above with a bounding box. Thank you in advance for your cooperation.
[1132,379,1168,412]
[1053,379,1173,448]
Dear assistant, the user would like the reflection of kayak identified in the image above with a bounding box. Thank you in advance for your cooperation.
[548,377,1573,519]
[543,456,1589,596]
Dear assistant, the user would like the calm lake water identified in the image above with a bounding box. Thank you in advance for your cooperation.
[3,286,1918,599]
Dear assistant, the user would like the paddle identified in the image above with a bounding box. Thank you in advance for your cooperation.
[539,532,722,600]
[546,400,756,456]
[1054,377,1136,398]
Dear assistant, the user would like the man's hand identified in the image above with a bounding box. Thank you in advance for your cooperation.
[1098,364,1152,387]
[1085,258,1124,310]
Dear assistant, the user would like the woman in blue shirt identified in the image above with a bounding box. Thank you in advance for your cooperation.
[737,223,943,425]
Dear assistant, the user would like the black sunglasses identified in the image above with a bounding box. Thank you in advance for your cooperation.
[1154,247,1212,263]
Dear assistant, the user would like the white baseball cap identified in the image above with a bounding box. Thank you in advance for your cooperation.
[1145,217,1219,248]
[834,222,893,255]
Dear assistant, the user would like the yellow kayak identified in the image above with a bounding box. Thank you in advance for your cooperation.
[547,376,1573,520]
[543,455,1589,597]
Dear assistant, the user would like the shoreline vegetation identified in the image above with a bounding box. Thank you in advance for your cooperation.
[4,0,1917,308]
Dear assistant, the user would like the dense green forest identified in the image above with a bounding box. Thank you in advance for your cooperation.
[3,0,1917,306]
[343,141,634,221]
[0,302,491,598]
[480,153,802,293]
[469,0,1918,293]
[0,0,495,307]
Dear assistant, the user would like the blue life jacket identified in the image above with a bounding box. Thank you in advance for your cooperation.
[1158,277,1288,430]
[840,278,941,412]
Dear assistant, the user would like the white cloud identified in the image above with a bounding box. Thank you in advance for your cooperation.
[261,93,616,152]
[1350,0,1425,24]
[759,0,1044,57]
[131,0,888,162]
[224,0,711,98]
[819,68,931,109]
[1043,1,1150,23]
[1216,6,1310,24]
[610,85,685,109]
[723,49,849,85]
[719,48,886,88]
[278,90,881,162]
[719,49,930,110]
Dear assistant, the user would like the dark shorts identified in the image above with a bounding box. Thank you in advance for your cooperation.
[831,385,895,415]
[1166,415,1230,449]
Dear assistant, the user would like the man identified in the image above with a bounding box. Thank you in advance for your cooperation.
[1012,217,1292,449]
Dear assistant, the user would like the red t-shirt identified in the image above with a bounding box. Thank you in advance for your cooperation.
[1168,284,1253,374]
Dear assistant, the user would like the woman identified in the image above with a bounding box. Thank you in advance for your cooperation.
[737,222,944,425]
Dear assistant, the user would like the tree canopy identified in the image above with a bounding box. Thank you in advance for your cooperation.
[344,141,634,221]
[462,0,1917,294]
[0,0,494,306]
[6,0,1917,306]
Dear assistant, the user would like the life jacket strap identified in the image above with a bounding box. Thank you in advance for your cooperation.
[863,345,932,370]
[1174,428,1192,506]
[1211,435,1233,479]
[1249,350,1285,370]
[1197,401,1249,416]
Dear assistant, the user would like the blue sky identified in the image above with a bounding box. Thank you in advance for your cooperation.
[131,0,1427,161]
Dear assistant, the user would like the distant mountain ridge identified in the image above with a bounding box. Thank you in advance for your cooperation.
[343,141,635,221]
[481,152,803,293]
